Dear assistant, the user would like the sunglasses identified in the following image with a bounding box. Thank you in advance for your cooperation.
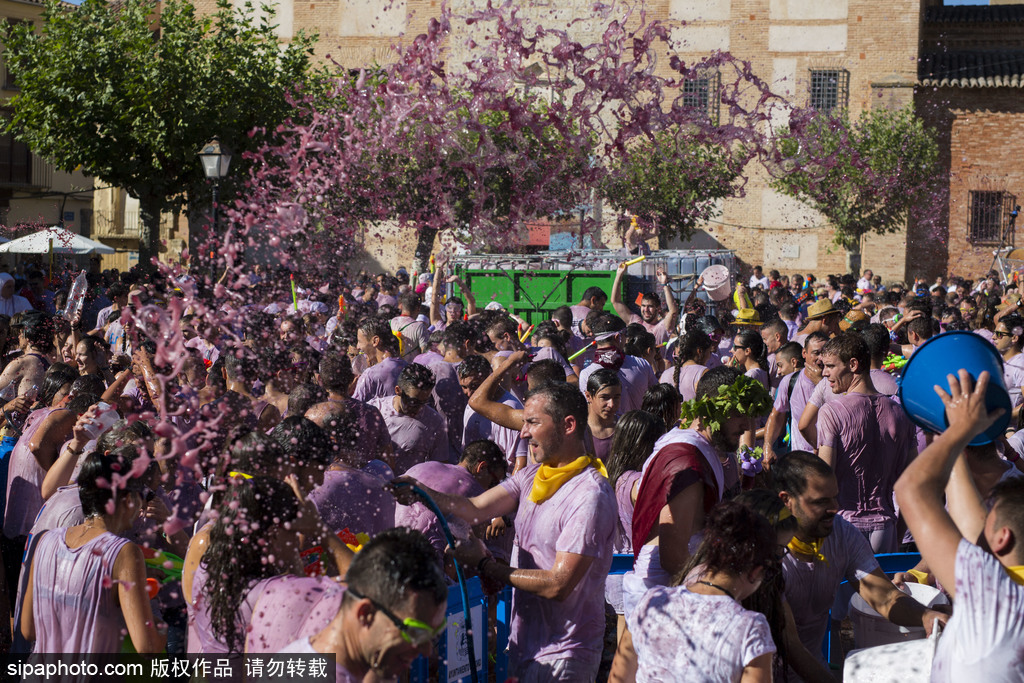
[347,587,446,647]
[995,331,1014,338]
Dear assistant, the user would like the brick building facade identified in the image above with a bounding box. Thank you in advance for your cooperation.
[918,2,1024,281]
[171,0,1023,283]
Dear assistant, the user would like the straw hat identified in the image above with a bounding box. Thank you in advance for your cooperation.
[839,310,869,332]
[806,299,840,321]
[734,308,763,326]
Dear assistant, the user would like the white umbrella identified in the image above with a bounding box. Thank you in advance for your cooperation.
[0,226,114,255]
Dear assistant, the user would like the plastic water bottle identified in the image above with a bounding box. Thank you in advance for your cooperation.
[63,270,87,322]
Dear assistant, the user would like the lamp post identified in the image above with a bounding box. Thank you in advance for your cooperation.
[198,137,232,275]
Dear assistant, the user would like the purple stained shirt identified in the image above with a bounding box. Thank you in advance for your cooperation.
[428,360,467,458]
[462,392,528,472]
[578,353,657,414]
[569,304,593,335]
[772,369,817,453]
[816,393,916,531]
[376,293,397,308]
[396,461,483,562]
[323,397,392,464]
[5,406,60,539]
[368,396,449,474]
[351,356,408,403]
[246,575,346,655]
[498,463,616,667]
[413,350,444,367]
[584,431,614,462]
[188,564,274,654]
[613,470,642,555]
[660,364,706,402]
[782,516,880,661]
[627,586,775,683]
[30,528,132,653]
[308,466,396,538]
[628,313,671,351]
[931,539,1024,682]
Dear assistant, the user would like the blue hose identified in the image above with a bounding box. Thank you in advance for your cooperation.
[392,481,480,683]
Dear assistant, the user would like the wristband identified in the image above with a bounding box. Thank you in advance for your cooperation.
[476,556,493,575]
[1008,447,1022,464]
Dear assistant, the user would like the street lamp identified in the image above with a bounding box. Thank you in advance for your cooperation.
[198,137,232,276]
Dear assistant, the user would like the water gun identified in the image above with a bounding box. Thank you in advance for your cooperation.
[301,528,371,577]
[338,294,346,317]
[140,547,184,584]
[883,353,908,373]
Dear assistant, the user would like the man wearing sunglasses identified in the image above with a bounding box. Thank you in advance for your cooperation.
[368,364,448,475]
[394,382,616,682]
[279,528,448,681]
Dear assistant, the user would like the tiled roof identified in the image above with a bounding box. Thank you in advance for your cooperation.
[919,50,1024,87]
[924,4,1024,23]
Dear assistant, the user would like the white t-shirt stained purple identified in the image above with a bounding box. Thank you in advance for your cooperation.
[931,539,1024,682]
[498,463,617,667]
[351,356,408,403]
[627,586,775,683]
[772,369,816,453]
[816,393,915,531]
[367,396,449,474]
[782,516,880,659]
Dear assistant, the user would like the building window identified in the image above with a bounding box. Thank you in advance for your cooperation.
[681,70,720,124]
[808,69,849,113]
[0,132,32,186]
[969,190,1018,245]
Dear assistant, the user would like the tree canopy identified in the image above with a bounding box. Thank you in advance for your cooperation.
[3,0,324,267]
[768,105,941,252]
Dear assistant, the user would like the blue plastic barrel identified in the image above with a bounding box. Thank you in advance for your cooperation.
[898,331,1011,445]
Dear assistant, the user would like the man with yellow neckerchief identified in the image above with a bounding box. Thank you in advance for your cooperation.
[773,451,948,678]
[391,382,616,683]
[896,369,1024,682]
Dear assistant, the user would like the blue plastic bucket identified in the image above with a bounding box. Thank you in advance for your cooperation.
[898,331,1011,445]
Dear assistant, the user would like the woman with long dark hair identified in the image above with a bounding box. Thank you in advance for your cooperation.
[583,369,621,461]
[661,329,712,401]
[610,500,781,682]
[191,476,306,654]
[733,489,834,682]
[605,410,666,639]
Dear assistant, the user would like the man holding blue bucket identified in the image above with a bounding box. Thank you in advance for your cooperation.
[896,369,1024,681]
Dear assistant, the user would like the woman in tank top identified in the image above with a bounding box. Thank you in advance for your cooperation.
[604,410,667,641]
[190,476,310,654]
[19,445,165,653]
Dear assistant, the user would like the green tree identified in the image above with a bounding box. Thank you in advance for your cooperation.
[769,105,940,259]
[601,127,744,242]
[3,0,323,268]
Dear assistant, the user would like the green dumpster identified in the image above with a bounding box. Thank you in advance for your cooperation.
[452,267,623,326]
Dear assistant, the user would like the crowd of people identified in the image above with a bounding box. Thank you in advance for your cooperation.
[0,254,1020,682]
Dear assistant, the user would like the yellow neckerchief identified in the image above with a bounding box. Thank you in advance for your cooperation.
[1005,565,1024,586]
[528,455,608,504]
[788,535,828,564]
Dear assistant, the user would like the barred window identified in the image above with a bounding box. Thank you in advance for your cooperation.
[682,70,720,124]
[969,190,1017,245]
[808,69,849,113]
